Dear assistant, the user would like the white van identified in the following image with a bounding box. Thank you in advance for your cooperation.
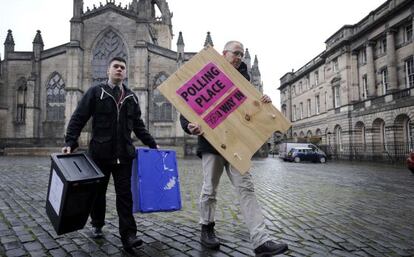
[278,142,326,161]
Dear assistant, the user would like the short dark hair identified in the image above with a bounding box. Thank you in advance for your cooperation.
[108,56,127,66]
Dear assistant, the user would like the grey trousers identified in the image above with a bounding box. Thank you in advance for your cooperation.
[199,153,270,248]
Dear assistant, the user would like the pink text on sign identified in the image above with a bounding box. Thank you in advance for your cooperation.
[203,89,247,129]
[176,62,235,115]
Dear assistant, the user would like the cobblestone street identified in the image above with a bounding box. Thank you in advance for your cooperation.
[0,155,413,257]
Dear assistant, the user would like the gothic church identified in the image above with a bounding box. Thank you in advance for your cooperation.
[0,0,263,155]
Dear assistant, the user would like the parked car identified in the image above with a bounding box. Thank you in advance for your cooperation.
[286,147,327,163]
[279,142,326,161]
[406,150,414,174]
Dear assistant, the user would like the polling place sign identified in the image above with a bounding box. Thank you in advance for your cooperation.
[158,46,291,174]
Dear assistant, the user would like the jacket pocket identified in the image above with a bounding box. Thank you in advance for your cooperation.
[90,136,113,159]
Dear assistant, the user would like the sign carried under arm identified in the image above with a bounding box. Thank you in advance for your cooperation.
[158,46,291,174]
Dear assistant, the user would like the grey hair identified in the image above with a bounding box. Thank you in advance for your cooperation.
[223,40,244,51]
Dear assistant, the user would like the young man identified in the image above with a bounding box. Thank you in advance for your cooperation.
[62,57,158,251]
[180,41,289,256]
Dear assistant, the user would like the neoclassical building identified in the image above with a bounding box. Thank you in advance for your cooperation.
[0,0,263,155]
[279,0,414,161]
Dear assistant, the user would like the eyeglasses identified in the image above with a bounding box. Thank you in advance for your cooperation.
[228,50,244,58]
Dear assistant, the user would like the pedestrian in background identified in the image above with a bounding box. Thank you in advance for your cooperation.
[62,56,158,251]
[180,41,289,256]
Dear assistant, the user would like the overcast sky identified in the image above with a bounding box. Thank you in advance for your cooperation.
[0,0,385,107]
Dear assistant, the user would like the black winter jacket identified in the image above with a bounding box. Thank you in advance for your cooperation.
[180,62,250,158]
[65,83,157,163]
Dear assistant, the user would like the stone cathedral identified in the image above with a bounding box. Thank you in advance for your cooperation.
[0,0,264,155]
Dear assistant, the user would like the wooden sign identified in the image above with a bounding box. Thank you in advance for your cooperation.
[157,46,291,174]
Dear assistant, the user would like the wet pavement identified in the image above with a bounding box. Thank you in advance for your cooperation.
[0,155,413,257]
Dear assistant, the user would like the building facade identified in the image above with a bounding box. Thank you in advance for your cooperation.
[279,0,414,161]
[0,0,264,155]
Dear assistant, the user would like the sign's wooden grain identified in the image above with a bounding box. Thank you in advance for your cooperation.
[158,46,291,174]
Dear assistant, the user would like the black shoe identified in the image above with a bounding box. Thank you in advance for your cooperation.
[200,222,220,249]
[122,235,143,250]
[91,226,103,238]
[254,241,288,257]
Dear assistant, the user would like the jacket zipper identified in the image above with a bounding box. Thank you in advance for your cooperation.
[101,88,134,164]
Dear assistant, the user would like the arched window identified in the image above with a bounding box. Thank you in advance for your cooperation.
[355,121,366,151]
[373,118,386,152]
[153,73,173,121]
[46,73,66,121]
[405,118,414,150]
[335,125,343,152]
[16,77,27,123]
[92,29,128,86]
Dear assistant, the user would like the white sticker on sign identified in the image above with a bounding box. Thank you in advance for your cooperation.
[48,169,64,215]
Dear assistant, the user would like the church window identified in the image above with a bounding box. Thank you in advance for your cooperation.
[153,73,173,121]
[92,30,128,86]
[46,73,65,121]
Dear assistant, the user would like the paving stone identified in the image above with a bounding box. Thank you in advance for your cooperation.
[1,157,414,256]
[5,248,28,257]
[48,248,68,257]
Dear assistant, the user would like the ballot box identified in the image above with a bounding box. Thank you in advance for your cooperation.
[46,153,104,235]
[131,148,182,213]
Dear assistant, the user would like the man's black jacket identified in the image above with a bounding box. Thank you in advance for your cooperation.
[65,83,157,163]
[180,62,250,157]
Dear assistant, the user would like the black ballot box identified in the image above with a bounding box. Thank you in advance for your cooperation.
[46,153,104,235]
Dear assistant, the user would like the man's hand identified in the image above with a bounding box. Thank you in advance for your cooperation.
[188,123,204,136]
[260,94,272,104]
[61,146,72,154]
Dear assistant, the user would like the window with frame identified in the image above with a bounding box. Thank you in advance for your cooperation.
[307,99,311,117]
[404,23,412,43]
[305,75,310,89]
[282,105,287,118]
[299,82,303,93]
[380,68,388,95]
[292,85,296,96]
[153,73,173,121]
[324,91,327,109]
[314,71,319,85]
[378,37,387,55]
[16,79,27,123]
[405,56,414,88]
[360,48,367,64]
[315,95,320,114]
[332,58,339,72]
[300,102,303,119]
[333,86,340,108]
[292,105,296,121]
[46,73,66,121]
[362,75,368,99]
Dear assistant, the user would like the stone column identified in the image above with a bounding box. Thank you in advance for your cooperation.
[386,29,398,91]
[366,41,376,98]
[65,44,84,143]
[350,50,359,102]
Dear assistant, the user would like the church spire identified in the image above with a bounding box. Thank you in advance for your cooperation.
[4,29,14,47]
[177,31,185,64]
[33,30,44,46]
[177,31,184,46]
[204,31,214,47]
[252,55,260,76]
[4,29,15,59]
[33,30,44,61]
[244,48,251,70]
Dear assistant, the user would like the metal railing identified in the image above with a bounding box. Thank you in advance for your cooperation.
[319,142,412,163]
